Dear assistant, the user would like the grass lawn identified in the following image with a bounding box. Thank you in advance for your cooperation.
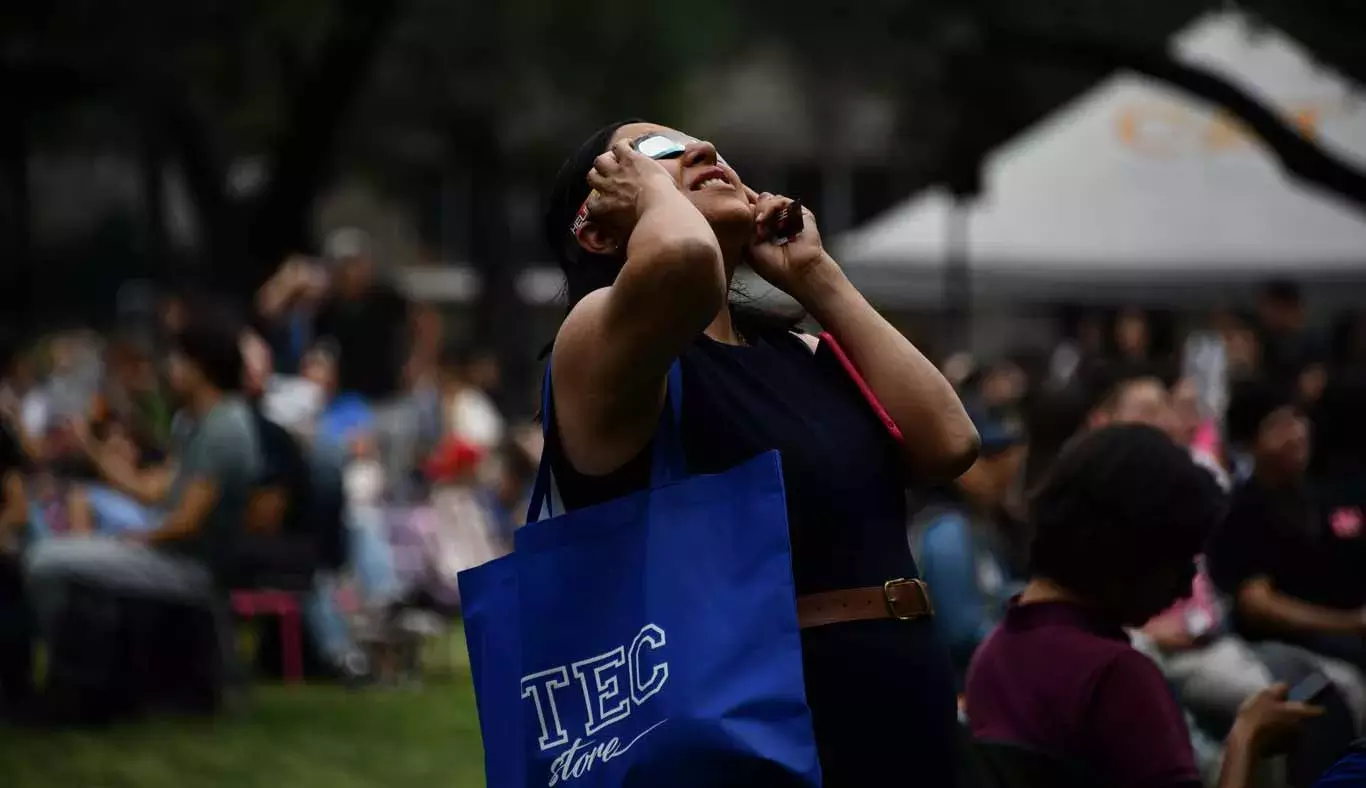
[0,629,487,788]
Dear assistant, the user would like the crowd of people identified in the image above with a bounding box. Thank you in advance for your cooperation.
[0,230,536,722]
[0,120,1363,788]
[514,120,1366,788]
[927,282,1366,787]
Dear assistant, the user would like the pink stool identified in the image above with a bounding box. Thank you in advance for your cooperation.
[231,589,304,683]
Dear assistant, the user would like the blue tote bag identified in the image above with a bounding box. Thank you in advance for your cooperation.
[459,362,821,788]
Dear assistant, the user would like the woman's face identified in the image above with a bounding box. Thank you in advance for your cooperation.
[166,350,196,397]
[1169,378,1201,446]
[302,351,336,391]
[240,332,272,397]
[1256,406,1310,477]
[1115,310,1149,357]
[600,122,755,245]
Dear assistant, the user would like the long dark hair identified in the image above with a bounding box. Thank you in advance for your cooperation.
[542,120,800,355]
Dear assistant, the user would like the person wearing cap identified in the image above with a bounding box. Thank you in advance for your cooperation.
[1206,379,1366,684]
[909,409,1026,687]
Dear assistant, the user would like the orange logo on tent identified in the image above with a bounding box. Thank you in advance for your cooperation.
[1116,99,1335,157]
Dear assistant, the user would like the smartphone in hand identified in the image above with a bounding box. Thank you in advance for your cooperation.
[1287,671,1332,704]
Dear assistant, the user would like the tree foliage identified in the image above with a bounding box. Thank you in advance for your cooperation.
[4,0,1366,315]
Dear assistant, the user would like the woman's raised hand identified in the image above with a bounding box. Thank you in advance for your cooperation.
[744,188,835,297]
[584,140,679,233]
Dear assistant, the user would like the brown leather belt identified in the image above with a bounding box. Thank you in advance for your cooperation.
[796,578,935,630]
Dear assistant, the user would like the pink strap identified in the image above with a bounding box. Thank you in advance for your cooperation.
[1192,420,1219,453]
[818,332,904,445]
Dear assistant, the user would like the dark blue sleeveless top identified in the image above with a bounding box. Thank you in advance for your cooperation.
[545,332,961,787]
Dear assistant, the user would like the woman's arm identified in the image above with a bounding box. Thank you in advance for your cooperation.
[1214,727,1256,788]
[789,259,979,481]
[0,470,26,533]
[1236,577,1366,636]
[257,257,308,319]
[65,485,92,535]
[0,470,25,553]
[88,448,174,507]
[553,143,726,475]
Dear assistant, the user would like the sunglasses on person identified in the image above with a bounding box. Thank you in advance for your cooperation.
[570,133,731,238]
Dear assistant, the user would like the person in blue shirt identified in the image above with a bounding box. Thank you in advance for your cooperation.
[910,409,1027,687]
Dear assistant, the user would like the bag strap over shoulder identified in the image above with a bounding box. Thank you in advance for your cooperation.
[818,331,904,445]
[526,359,685,524]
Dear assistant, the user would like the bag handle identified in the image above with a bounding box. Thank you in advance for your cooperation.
[526,360,685,523]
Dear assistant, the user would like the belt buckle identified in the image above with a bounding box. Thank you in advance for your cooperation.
[883,578,932,620]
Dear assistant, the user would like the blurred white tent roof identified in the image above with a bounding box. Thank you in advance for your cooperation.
[836,11,1366,306]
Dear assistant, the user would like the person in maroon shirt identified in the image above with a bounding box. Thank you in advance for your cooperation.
[965,424,1322,788]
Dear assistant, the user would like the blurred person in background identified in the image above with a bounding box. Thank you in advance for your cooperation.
[407,304,446,456]
[1205,379,1366,726]
[439,345,505,488]
[961,360,1029,444]
[101,334,173,454]
[241,327,390,683]
[1014,384,1090,499]
[940,352,978,392]
[74,420,161,538]
[1110,307,1155,376]
[261,342,336,441]
[0,363,33,720]
[25,313,262,652]
[1329,312,1366,379]
[1171,376,1232,492]
[1255,280,1320,390]
[1086,369,1178,434]
[422,436,504,571]
[910,410,1027,687]
[966,424,1318,788]
[309,228,420,503]
[1310,376,1366,511]
[256,254,331,375]
[1049,309,1107,388]
[542,121,976,786]
[493,426,542,533]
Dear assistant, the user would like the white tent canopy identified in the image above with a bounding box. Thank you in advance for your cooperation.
[836,11,1366,306]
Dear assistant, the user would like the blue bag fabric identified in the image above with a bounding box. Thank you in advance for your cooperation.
[458,362,821,788]
[1313,739,1366,787]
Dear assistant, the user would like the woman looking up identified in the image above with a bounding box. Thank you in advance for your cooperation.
[542,120,979,785]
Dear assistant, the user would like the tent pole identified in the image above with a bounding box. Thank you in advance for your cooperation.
[944,198,972,355]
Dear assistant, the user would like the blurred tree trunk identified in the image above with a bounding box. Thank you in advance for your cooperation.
[242,0,403,295]
[138,124,169,280]
[156,0,402,300]
[0,99,32,336]
[461,119,530,417]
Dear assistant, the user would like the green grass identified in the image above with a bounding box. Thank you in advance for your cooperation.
[0,630,487,788]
